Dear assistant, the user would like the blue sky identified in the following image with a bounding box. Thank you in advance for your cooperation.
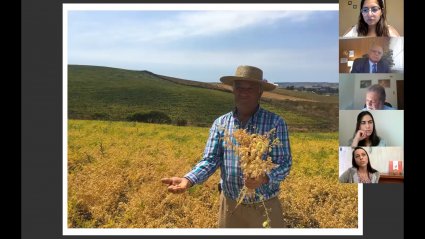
[67,8,338,83]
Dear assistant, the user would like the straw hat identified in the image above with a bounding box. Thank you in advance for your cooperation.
[220,65,276,91]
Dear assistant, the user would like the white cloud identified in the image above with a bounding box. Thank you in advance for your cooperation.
[70,11,314,45]
[161,11,311,38]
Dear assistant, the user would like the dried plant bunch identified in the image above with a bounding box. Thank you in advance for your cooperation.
[233,129,279,180]
[224,128,281,227]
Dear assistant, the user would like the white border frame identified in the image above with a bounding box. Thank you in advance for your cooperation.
[63,3,362,236]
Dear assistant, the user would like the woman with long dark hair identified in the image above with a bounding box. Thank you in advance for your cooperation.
[343,0,400,37]
[349,111,385,147]
[339,146,380,183]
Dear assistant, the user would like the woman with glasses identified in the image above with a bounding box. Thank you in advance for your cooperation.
[343,0,400,37]
[339,147,380,183]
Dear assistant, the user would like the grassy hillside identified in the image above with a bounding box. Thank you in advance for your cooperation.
[68,65,338,131]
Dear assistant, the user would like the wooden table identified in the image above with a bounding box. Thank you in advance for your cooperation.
[379,173,404,184]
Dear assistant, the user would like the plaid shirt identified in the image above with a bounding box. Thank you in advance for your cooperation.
[184,106,292,204]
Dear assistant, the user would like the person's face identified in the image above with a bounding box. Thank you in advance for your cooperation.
[368,45,384,63]
[359,114,374,137]
[366,91,383,110]
[361,0,382,26]
[233,81,262,109]
[354,149,369,168]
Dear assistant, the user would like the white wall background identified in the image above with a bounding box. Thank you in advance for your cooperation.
[339,74,355,109]
[390,37,404,72]
[339,110,404,146]
[339,146,404,176]
[339,73,404,110]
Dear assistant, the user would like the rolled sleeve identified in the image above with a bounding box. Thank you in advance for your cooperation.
[184,120,223,185]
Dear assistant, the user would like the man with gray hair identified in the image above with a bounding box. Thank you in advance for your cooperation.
[363,84,396,110]
[161,65,292,228]
[351,43,390,73]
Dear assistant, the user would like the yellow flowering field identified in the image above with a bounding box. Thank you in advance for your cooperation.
[68,119,357,228]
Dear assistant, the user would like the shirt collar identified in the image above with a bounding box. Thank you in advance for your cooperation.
[232,105,261,128]
[369,60,378,66]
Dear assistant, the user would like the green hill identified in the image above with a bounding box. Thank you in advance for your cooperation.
[68,65,338,131]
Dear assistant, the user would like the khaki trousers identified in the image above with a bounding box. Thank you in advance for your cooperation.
[218,192,286,228]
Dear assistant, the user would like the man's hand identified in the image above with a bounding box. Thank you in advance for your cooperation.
[161,177,192,194]
[244,174,269,189]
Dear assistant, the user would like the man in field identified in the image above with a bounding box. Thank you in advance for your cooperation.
[161,65,292,228]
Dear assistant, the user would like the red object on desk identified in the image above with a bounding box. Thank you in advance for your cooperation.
[389,161,403,175]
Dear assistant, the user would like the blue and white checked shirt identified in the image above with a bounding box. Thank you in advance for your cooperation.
[184,106,292,204]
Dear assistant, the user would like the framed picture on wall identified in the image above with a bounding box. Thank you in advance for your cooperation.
[378,79,391,88]
[360,80,371,88]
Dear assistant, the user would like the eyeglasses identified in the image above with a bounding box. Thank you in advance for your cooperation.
[361,6,381,14]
